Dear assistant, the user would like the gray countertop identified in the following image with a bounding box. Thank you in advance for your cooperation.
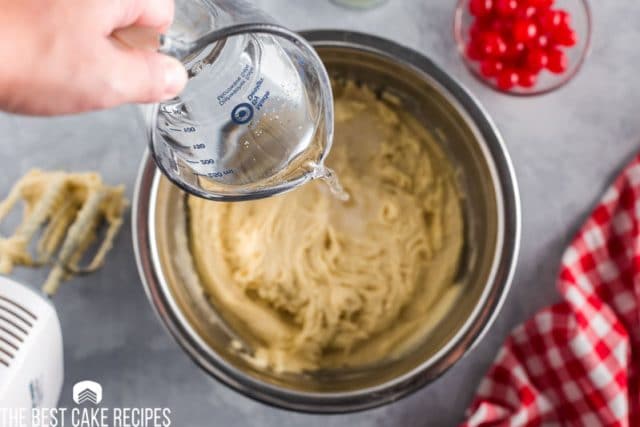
[1,0,638,425]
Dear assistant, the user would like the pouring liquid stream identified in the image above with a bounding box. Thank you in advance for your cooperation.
[309,163,350,202]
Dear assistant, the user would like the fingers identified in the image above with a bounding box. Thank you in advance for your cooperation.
[101,45,187,106]
[114,0,175,32]
[135,0,175,32]
[97,0,184,109]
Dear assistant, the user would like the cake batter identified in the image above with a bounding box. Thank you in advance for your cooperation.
[188,81,465,373]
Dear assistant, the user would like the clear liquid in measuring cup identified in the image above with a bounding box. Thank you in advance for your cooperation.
[155,32,327,190]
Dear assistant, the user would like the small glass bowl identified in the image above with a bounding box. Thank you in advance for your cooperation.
[454,0,592,96]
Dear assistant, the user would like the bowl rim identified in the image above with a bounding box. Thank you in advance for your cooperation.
[132,30,522,413]
[453,0,593,97]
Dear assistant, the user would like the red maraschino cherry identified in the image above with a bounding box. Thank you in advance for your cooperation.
[464,0,578,91]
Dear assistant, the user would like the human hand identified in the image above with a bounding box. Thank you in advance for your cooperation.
[0,0,187,115]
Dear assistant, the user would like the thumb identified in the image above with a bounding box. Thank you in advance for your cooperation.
[106,48,187,105]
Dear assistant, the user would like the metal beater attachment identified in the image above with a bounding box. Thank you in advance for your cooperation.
[0,170,128,295]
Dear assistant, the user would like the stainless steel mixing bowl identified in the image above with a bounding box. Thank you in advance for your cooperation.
[133,30,521,413]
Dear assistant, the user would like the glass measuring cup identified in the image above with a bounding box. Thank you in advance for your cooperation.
[138,0,335,201]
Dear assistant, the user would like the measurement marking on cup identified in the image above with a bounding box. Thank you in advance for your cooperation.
[207,169,234,178]
[169,128,182,132]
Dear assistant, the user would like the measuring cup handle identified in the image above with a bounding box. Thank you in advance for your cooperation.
[112,26,191,60]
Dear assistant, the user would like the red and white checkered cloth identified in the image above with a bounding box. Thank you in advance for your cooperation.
[462,155,640,427]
